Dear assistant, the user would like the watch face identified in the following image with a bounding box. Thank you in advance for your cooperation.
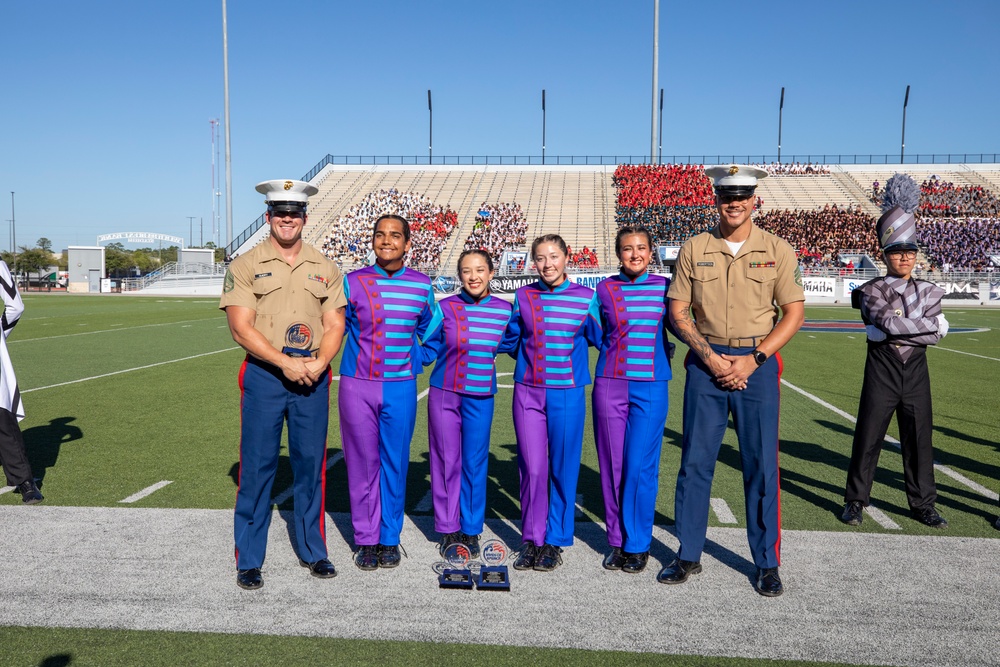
[754,351,766,365]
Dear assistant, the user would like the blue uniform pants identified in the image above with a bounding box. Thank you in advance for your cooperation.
[513,383,586,547]
[427,387,494,536]
[339,375,417,546]
[674,346,783,569]
[235,357,330,570]
[593,377,670,553]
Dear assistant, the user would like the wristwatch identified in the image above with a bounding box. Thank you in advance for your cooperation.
[752,349,767,366]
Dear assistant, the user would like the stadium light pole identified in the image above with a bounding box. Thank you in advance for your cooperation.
[222,0,233,249]
[777,86,785,164]
[187,217,196,249]
[542,89,546,165]
[650,0,659,164]
[900,84,910,163]
[9,192,15,268]
[658,88,663,164]
[428,90,433,164]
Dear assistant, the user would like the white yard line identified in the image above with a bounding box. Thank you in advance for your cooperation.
[11,318,222,344]
[781,379,997,501]
[709,497,738,524]
[863,504,902,530]
[931,346,1000,362]
[119,481,173,504]
[0,486,14,495]
[271,452,345,506]
[23,348,241,393]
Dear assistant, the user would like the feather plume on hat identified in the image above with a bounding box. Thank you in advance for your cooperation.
[880,173,920,214]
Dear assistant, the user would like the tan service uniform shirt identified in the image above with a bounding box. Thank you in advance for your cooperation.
[219,240,347,354]
[667,223,804,343]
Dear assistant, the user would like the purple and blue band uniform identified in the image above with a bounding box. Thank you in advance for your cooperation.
[338,265,439,547]
[593,271,674,553]
[507,280,603,547]
[421,291,517,535]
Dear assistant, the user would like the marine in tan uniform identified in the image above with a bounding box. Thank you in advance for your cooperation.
[220,179,347,590]
[661,164,804,597]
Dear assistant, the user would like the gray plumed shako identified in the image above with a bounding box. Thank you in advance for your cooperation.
[876,173,920,251]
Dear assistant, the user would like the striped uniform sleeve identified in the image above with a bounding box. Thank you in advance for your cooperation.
[503,297,522,359]
[862,282,941,344]
[420,304,446,367]
[0,261,24,336]
[583,293,603,348]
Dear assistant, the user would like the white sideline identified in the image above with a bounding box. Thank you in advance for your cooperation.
[781,379,997,502]
[23,348,241,393]
[11,318,221,344]
[930,346,1000,362]
[119,480,173,504]
[864,504,902,530]
[710,497,738,524]
[0,486,13,495]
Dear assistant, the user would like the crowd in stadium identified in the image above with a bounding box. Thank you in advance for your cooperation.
[918,178,1000,217]
[320,188,457,270]
[917,218,1000,272]
[462,202,528,267]
[613,164,715,207]
[567,245,599,268]
[755,204,879,268]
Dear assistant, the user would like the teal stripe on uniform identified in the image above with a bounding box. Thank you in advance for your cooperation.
[546,367,572,374]
[627,358,654,365]
[377,279,429,291]
[544,355,569,362]
[627,332,656,339]
[546,342,573,349]
[385,346,410,352]
[628,319,658,326]
[467,316,507,324]
[383,358,410,366]
[626,371,654,378]
[467,350,493,357]
[466,374,491,382]
[467,362,493,370]
[383,303,423,314]
[543,317,583,326]
[627,345,655,352]
[386,318,413,326]
[622,305,662,312]
[541,305,588,315]
[544,378,574,386]
[464,385,491,393]
[469,326,500,334]
[619,283,664,291]
[384,370,412,378]
[385,331,411,338]
[543,330,575,337]
[468,338,499,347]
[380,291,428,303]
[539,294,592,305]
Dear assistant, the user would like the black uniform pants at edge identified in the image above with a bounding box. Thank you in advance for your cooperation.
[845,343,936,511]
[0,407,33,487]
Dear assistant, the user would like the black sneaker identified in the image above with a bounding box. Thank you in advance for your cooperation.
[377,544,401,568]
[17,480,43,505]
[459,533,480,559]
[533,544,563,572]
[841,501,864,526]
[439,532,462,556]
[355,545,378,571]
[602,546,626,571]
[512,543,538,570]
[911,506,948,529]
[621,551,649,574]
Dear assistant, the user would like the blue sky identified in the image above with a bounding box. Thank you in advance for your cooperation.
[2,0,998,253]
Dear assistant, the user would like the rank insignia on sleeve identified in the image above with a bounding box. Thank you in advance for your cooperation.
[223,270,235,293]
[794,265,803,287]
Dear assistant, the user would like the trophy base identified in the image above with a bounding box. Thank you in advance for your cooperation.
[476,565,510,591]
[439,568,474,589]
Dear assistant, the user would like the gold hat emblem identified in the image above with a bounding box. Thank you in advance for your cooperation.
[283,180,294,190]
[729,165,739,175]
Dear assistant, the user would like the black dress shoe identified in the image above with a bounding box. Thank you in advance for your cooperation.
[841,501,864,526]
[439,532,462,556]
[602,546,625,571]
[622,551,649,574]
[533,544,563,572]
[755,567,783,597]
[355,545,379,571]
[911,506,948,528]
[17,480,43,505]
[237,568,262,590]
[512,543,538,570]
[656,558,702,584]
[459,533,480,559]
[299,558,337,578]
[377,544,401,568]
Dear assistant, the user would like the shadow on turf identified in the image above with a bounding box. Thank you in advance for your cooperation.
[39,655,71,667]
[23,417,83,483]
